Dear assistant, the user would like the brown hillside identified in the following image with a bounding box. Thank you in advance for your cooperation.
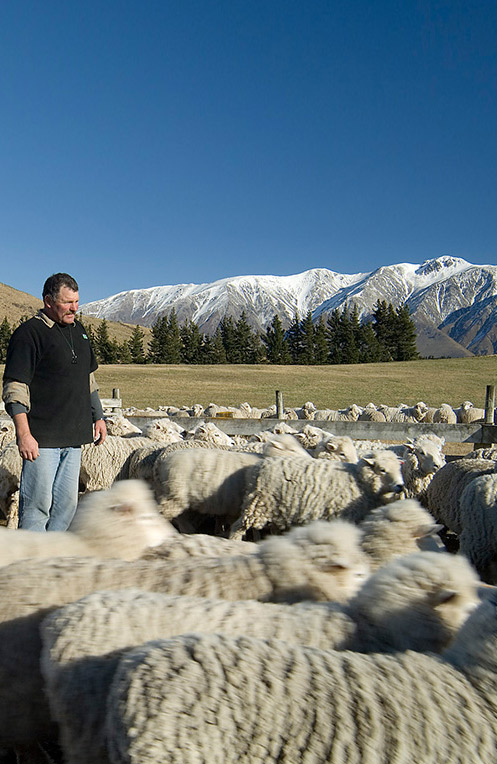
[0,282,151,346]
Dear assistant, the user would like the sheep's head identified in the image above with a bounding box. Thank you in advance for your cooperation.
[359,451,405,499]
[403,437,446,475]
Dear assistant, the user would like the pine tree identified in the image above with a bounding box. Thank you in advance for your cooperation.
[148,316,168,363]
[300,311,315,364]
[339,306,359,364]
[219,316,238,363]
[128,325,146,364]
[164,310,182,363]
[201,328,226,363]
[94,319,120,364]
[372,300,395,361]
[393,304,419,361]
[180,320,203,364]
[262,314,291,364]
[357,321,383,363]
[286,311,303,363]
[313,316,328,364]
[233,311,263,363]
[326,309,343,363]
[118,340,133,363]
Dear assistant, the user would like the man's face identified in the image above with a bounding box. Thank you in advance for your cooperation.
[44,286,79,325]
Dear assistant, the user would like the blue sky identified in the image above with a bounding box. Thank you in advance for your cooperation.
[1,1,496,303]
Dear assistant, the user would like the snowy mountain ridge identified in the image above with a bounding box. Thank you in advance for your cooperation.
[80,256,497,357]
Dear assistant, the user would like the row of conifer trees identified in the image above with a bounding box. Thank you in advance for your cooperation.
[0,300,419,365]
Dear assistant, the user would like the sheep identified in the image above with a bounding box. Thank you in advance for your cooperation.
[359,499,444,568]
[151,434,311,532]
[139,417,185,443]
[293,426,358,463]
[432,402,458,423]
[38,551,483,764]
[456,473,497,583]
[400,433,446,502]
[141,532,256,561]
[184,420,235,446]
[294,400,317,419]
[0,480,176,567]
[229,450,405,539]
[0,519,368,748]
[458,399,487,424]
[311,433,358,463]
[104,415,143,437]
[358,403,387,422]
[80,434,161,491]
[424,456,497,533]
[103,596,497,764]
[0,441,22,527]
[465,445,497,460]
[0,419,15,450]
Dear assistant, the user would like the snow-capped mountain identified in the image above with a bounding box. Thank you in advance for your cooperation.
[80,256,497,357]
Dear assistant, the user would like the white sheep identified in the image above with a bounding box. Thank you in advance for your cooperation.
[141,532,256,561]
[0,419,15,450]
[229,450,405,538]
[184,420,235,446]
[359,498,444,568]
[139,417,185,443]
[80,434,161,491]
[0,519,368,749]
[424,456,497,533]
[457,399,487,424]
[151,434,311,532]
[0,441,22,527]
[456,473,497,583]
[103,597,497,764]
[38,551,483,764]
[358,403,387,422]
[433,402,458,423]
[400,433,446,502]
[104,415,143,437]
[0,480,176,567]
[311,433,358,462]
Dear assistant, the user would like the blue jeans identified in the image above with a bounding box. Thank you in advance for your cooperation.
[18,447,81,531]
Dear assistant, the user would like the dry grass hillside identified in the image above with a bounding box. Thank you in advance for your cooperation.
[0,282,151,345]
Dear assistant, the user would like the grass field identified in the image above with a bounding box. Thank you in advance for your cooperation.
[33,355,497,411]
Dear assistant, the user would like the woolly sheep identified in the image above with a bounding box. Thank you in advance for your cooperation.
[311,433,358,463]
[184,420,235,446]
[432,402,458,423]
[457,473,497,583]
[0,419,15,450]
[358,403,387,422]
[103,597,497,764]
[458,399,486,424]
[141,532,256,561]
[38,551,483,764]
[465,445,497,460]
[0,480,176,567]
[0,441,22,527]
[424,456,497,533]
[359,498,444,568]
[80,434,161,491]
[400,433,446,502]
[104,415,143,437]
[0,519,368,747]
[139,417,185,443]
[151,434,311,531]
[229,450,405,538]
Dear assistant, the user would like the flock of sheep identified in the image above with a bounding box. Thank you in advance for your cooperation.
[0,398,497,762]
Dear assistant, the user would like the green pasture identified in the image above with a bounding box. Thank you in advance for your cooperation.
[50,356,497,411]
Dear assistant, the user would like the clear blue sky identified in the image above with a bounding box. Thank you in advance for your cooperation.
[1,1,496,303]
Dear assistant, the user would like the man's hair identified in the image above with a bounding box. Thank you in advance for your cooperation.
[42,273,79,301]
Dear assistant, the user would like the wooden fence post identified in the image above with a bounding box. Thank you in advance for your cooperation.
[112,388,120,400]
[276,390,284,419]
[485,385,496,424]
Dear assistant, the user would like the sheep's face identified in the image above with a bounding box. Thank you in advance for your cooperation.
[361,452,405,498]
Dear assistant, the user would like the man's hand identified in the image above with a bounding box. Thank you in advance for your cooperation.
[94,418,107,446]
[13,412,39,461]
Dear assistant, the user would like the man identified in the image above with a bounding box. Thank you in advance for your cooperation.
[2,273,107,531]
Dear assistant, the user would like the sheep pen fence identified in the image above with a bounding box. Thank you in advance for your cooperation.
[104,385,497,452]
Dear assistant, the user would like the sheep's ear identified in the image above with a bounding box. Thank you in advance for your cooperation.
[403,441,415,451]
[111,503,134,515]
[325,441,338,453]
[430,589,458,607]
[414,523,444,538]
[361,455,375,466]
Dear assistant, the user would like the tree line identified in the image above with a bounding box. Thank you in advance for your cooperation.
[0,300,419,365]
